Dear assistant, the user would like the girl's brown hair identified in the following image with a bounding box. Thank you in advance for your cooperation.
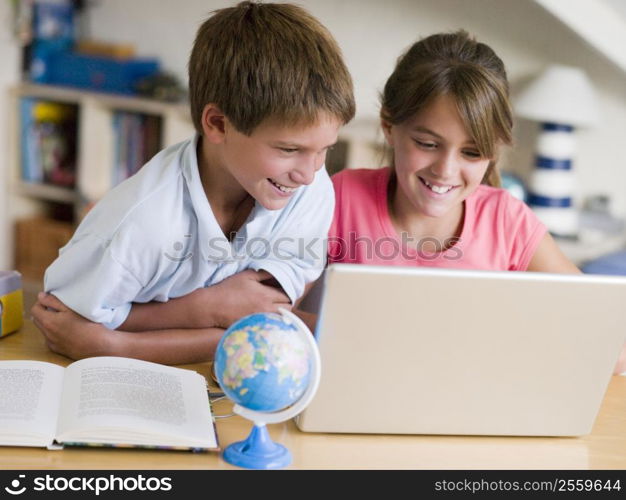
[188,1,355,136]
[381,30,513,186]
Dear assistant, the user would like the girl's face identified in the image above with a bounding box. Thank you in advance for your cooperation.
[382,93,491,221]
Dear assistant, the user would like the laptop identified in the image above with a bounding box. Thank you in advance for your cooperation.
[296,264,626,436]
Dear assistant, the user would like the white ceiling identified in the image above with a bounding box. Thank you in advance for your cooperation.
[604,0,626,20]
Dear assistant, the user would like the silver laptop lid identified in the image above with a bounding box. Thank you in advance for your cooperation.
[297,264,626,436]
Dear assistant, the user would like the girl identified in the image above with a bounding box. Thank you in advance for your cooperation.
[329,30,577,272]
[318,31,626,374]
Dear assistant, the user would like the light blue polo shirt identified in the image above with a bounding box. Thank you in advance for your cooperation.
[44,136,334,329]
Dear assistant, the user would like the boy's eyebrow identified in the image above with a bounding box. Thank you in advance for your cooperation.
[273,140,338,149]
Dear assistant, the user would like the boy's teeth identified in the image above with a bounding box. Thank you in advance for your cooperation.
[269,179,297,193]
[424,179,452,194]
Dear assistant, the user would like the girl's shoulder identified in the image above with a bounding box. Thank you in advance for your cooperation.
[331,167,391,198]
[470,184,538,229]
[471,184,524,211]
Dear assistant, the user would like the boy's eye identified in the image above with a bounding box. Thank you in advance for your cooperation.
[279,147,298,154]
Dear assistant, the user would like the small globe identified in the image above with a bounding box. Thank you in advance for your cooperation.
[214,312,312,412]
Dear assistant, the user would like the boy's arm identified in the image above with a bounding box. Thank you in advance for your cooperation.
[293,279,322,333]
[32,294,223,365]
[119,269,292,331]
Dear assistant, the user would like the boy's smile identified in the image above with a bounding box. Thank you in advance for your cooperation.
[267,178,299,195]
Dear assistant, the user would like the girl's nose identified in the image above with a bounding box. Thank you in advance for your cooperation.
[430,152,458,179]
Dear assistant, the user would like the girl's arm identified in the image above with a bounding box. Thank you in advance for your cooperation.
[527,232,626,374]
[526,233,581,274]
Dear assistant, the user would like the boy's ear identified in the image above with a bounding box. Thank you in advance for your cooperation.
[201,104,227,144]
[380,117,394,147]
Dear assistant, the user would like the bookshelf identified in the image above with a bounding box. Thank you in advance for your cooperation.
[8,83,196,281]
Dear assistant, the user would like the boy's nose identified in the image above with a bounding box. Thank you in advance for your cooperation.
[290,169,315,186]
[290,157,320,186]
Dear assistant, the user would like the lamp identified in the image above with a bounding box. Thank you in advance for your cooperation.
[514,64,599,238]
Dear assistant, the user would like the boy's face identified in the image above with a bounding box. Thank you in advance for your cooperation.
[222,113,342,210]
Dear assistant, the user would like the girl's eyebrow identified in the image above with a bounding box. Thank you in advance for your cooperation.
[411,126,442,138]
[411,125,478,147]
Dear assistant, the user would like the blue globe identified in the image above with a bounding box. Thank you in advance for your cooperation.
[214,313,312,412]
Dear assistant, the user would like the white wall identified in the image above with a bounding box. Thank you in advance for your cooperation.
[1,0,624,268]
[0,3,21,269]
[85,0,626,217]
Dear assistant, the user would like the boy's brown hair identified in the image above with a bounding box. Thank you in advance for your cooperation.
[188,1,355,135]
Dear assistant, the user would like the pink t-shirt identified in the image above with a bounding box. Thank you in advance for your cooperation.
[328,167,546,271]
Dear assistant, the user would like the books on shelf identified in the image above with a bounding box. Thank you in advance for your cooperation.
[19,97,164,198]
[112,111,162,186]
[19,97,77,188]
[0,356,219,451]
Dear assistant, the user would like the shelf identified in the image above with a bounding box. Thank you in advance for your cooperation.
[8,82,196,274]
[18,182,79,204]
[15,82,190,118]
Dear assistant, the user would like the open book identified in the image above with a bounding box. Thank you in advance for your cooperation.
[0,357,218,451]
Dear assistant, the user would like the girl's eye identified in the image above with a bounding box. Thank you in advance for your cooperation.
[414,139,437,149]
[463,150,482,159]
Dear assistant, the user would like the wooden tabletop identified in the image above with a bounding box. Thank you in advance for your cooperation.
[1,321,625,470]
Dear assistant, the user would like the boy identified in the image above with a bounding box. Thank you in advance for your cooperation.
[32,1,355,364]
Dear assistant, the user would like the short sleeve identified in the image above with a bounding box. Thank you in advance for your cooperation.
[504,194,547,271]
[44,232,144,329]
[249,168,335,303]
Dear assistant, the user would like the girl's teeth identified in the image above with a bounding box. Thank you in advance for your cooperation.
[424,179,452,194]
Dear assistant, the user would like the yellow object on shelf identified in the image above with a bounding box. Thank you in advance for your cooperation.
[76,40,136,59]
[0,271,24,338]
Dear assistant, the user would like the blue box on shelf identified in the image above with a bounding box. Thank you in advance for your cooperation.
[39,52,160,95]
[33,0,75,47]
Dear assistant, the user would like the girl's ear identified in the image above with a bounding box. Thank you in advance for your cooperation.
[201,104,227,144]
[380,117,394,147]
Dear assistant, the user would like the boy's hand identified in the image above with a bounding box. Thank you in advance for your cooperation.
[200,270,292,329]
[31,293,118,360]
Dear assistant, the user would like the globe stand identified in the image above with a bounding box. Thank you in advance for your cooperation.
[217,308,321,470]
[222,423,291,470]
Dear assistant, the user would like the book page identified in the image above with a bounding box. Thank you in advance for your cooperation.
[56,357,217,449]
[0,360,65,447]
